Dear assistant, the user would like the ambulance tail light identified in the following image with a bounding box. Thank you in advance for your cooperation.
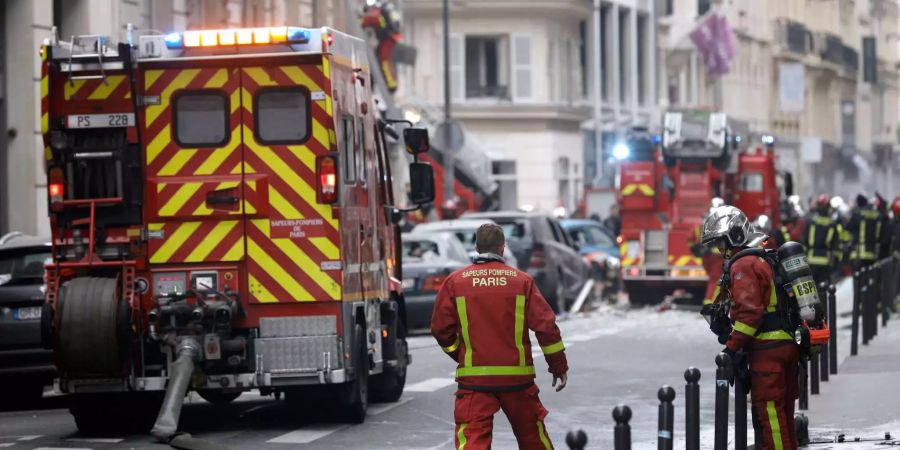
[528,243,546,269]
[48,168,65,211]
[317,155,338,204]
[422,274,447,292]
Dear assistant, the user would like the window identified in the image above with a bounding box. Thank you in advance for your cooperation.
[546,218,563,243]
[588,226,614,247]
[358,119,367,186]
[341,116,356,184]
[255,88,310,144]
[402,240,440,260]
[511,34,533,101]
[740,173,765,192]
[465,36,510,99]
[174,92,228,147]
[637,14,647,106]
[618,9,628,104]
[698,0,712,16]
[0,248,51,281]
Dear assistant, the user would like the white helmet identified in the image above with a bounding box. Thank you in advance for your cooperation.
[701,205,767,249]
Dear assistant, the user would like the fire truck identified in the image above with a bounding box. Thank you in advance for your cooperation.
[617,111,787,304]
[38,25,435,436]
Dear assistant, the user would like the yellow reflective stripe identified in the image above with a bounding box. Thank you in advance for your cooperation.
[537,421,553,450]
[808,224,816,248]
[515,295,526,366]
[457,423,468,450]
[456,366,537,377]
[860,220,866,257]
[622,184,637,195]
[443,336,461,354]
[456,296,473,368]
[757,330,794,341]
[825,227,834,246]
[767,281,778,312]
[637,184,655,195]
[807,255,830,265]
[541,341,566,355]
[766,401,784,450]
[733,321,757,336]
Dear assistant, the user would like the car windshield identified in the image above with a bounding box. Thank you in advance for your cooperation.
[402,240,441,260]
[587,226,614,247]
[0,248,50,283]
[495,220,527,241]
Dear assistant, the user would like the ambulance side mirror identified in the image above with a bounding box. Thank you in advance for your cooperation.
[403,127,430,155]
[408,162,435,205]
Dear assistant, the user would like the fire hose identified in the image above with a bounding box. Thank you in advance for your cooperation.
[151,338,200,442]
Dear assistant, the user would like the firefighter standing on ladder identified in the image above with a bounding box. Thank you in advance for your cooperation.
[701,206,800,450]
[801,195,844,286]
[432,223,568,450]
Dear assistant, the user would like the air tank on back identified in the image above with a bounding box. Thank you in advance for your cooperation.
[776,241,822,324]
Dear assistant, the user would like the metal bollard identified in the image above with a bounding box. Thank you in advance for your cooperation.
[851,270,861,355]
[882,259,892,326]
[810,350,820,395]
[684,367,701,450]
[734,358,748,450]
[613,405,632,450]
[819,283,829,381]
[829,284,838,374]
[798,357,809,410]
[565,429,587,450]
[865,269,875,344]
[657,386,675,450]
[872,264,879,338]
[714,353,730,450]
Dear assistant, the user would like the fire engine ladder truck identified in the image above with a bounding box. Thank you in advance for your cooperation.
[345,0,498,211]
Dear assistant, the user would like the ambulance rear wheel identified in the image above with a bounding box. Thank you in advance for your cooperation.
[337,324,368,423]
[197,390,242,405]
[370,338,407,403]
[57,277,129,377]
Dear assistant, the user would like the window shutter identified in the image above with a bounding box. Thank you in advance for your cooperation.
[449,34,465,101]
[511,33,533,102]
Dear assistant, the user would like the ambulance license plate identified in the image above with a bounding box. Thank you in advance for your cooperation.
[14,306,42,320]
[67,113,135,129]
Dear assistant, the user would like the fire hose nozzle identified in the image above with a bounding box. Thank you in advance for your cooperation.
[214,305,232,323]
[190,307,204,321]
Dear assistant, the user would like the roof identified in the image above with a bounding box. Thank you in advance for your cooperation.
[0,233,52,250]
[412,219,495,232]
[560,219,607,228]
[462,211,534,219]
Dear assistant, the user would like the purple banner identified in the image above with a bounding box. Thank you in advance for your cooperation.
[690,13,737,76]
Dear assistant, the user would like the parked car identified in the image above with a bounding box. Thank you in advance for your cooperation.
[411,219,519,267]
[461,211,591,314]
[0,233,53,407]
[400,232,471,333]
[560,219,621,297]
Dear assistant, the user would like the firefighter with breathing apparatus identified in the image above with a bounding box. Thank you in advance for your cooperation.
[700,205,829,450]
[800,194,844,286]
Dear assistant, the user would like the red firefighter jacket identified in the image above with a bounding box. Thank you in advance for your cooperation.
[431,259,568,389]
[725,255,794,352]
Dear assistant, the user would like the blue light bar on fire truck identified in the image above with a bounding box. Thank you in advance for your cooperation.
[164,27,311,49]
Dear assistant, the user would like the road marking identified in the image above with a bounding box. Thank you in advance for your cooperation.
[266,424,347,444]
[16,437,40,442]
[0,444,16,448]
[34,448,92,450]
[367,397,412,416]
[404,377,456,392]
[66,438,124,443]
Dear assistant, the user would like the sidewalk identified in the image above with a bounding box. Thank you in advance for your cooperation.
[805,277,900,441]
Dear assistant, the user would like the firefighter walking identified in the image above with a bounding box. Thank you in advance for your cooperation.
[701,206,800,450]
[801,195,843,286]
[432,223,568,450]
[847,194,886,269]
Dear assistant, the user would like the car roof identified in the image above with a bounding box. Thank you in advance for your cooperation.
[402,231,457,241]
[462,211,534,219]
[0,233,51,250]
[412,219,495,231]
[560,219,603,227]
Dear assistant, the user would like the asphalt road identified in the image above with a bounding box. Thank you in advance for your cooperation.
[6,287,894,450]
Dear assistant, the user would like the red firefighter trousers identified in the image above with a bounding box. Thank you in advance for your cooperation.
[454,384,554,450]
[750,343,800,450]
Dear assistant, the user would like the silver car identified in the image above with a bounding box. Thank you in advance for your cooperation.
[411,219,519,267]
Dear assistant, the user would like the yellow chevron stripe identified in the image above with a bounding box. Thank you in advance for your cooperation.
[321,61,333,117]
[240,87,253,112]
[311,119,330,150]
[243,125,338,230]
[64,80,87,100]
[144,69,164,90]
[244,181,257,214]
[269,185,304,219]
[191,181,241,216]
[44,146,53,161]
[158,149,197,176]
[185,220,239,262]
[286,144,317,172]
[248,235,314,301]
[230,161,244,175]
[254,220,340,300]
[244,67,277,87]
[203,69,229,88]
[248,273,278,303]
[147,125,172,165]
[230,86,240,114]
[194,127,241,175]
[279,66,323,93]
[310,237,340,260]
[150,221,202,263]
[223,239,244,261]
[88,75,126,100]
[159,183,202,217]
[146,69,201,127]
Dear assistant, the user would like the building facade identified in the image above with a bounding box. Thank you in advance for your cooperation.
[658,0,899,202]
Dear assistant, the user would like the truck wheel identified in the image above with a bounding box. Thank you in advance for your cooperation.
[337,324,368,423]
[57,277,129,377]
[70,393,160,435]
[197,390,242,405]
[369,338,407,403]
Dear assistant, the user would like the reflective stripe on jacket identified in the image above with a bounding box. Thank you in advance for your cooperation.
[725,255,793,353]
[431,260,568,389]
[801,214,841,267]
[848,209,884,261]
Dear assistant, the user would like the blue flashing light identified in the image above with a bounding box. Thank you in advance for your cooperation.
[651,134,661,145]
[164,32,183,49]
[612,143,631,160]
[287,27,311,44]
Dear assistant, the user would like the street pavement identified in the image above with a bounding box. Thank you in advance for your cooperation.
[1,280,897,449]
